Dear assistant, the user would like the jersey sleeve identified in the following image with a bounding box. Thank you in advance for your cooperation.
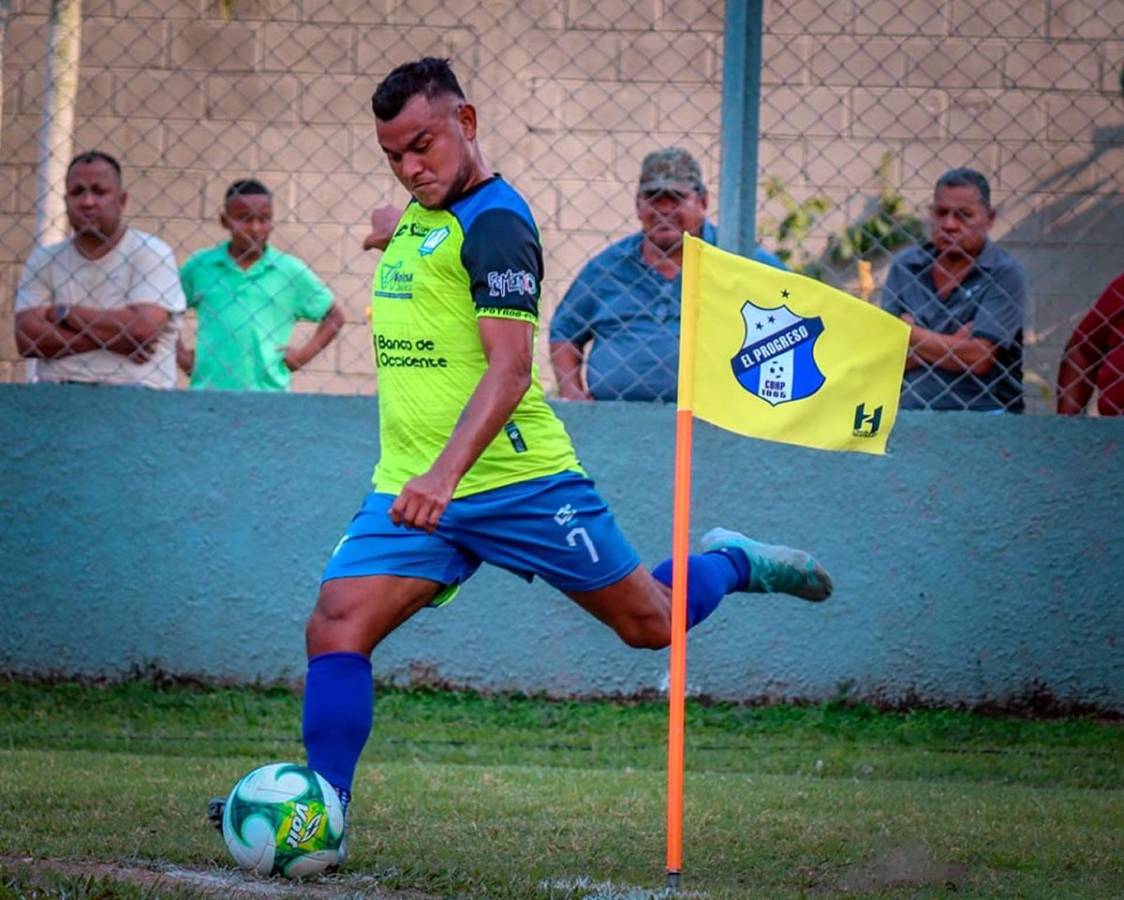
[460,208,543,323]
[14,246,53,311]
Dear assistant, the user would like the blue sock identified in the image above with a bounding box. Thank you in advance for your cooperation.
[652,550,748,629]
[302,651,373,797]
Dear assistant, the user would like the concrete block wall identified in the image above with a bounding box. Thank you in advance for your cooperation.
[1,0,1121,405]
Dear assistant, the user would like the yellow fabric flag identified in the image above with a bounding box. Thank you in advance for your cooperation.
[679,235,910,455]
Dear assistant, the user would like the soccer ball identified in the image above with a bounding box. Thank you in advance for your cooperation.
[221,762,345,878]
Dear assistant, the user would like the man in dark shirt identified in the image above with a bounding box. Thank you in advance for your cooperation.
[881,167,1027,412]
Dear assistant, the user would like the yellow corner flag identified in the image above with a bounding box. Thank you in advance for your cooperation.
[679,235,910,455]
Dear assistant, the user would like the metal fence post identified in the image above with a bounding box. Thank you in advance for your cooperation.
[718,0,764,257]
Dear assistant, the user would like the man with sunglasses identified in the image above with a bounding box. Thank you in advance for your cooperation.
[549,148,785,402]
[881,167,1027,412]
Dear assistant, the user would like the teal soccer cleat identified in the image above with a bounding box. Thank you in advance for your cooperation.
[702,527,833,602]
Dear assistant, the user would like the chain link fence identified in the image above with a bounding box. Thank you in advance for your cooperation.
[1,0,1121,412]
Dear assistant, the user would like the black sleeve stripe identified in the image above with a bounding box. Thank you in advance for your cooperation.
[461,208,544,318]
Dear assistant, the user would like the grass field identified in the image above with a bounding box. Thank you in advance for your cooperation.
[0,679,1121,899]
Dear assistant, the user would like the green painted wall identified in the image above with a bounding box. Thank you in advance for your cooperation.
[1,384,1120,710]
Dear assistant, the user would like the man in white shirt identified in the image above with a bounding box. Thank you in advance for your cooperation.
[14,151,186,388]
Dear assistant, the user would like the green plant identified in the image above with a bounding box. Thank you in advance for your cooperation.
[826,151,923,267]
[757,176,831,278]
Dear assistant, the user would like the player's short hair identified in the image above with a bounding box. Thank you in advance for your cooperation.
[371,57,466,121]
[935,167,991,209]
[67,151,123,185]
[225,179,271,202]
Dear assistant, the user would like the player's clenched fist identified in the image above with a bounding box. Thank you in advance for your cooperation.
[389,470,455,533]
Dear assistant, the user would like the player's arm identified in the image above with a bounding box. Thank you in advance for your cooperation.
[14,307,101,359]
[389,317,533,532]
[391,205,542,532]
[60,303,171,362]
[285,303,345,372]
[549,340,591,400]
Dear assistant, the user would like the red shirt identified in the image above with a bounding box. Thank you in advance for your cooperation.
[1071,274,1124,415]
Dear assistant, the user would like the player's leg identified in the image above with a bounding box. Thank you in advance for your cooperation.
[566,527,832,650]
[306,573,443,656]
[564,563,673,648]
[209,491,475,840]
[302,572,443,812]
[300,490,475,811]
[452,471,830,652]
[564,551,746,649]
[206,573,441,836]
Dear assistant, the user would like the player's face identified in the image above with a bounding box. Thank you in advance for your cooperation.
[222,193,273,260]
[65,160,126,241]
[929,184,993,258]
[376,93,478,210]
[636,183,707,254]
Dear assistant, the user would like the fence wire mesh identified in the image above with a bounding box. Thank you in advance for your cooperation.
[1,0,1121,412]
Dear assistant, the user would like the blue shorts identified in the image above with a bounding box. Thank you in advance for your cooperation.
[321,471,641,605]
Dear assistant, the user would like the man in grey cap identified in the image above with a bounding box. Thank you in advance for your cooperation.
[549,147,785,402]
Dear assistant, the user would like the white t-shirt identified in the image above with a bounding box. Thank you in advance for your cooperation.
[15,228,186,389]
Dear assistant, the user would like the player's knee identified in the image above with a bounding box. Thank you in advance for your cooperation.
[615,614,671,650]
[305,584,352,648]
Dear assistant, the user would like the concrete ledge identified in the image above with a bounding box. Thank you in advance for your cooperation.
[1,384,1120,711]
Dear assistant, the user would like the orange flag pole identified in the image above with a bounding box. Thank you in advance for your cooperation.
[666,235,702,891]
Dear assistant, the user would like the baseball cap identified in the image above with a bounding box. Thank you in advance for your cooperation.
[637,148,705,194]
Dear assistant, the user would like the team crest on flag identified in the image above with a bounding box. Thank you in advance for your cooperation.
[730,299,826,406]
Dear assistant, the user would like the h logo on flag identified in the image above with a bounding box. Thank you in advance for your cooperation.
[853,403,883,437]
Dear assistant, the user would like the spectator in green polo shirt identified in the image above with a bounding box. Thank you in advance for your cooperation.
[176,179,344,391]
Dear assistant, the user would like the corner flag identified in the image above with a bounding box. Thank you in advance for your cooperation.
[680,234,910,454]
[664,235,910,888]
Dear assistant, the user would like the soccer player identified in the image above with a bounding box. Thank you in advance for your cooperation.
[209,58,832,855]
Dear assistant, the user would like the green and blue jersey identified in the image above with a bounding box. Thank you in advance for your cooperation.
[370,177,581,497]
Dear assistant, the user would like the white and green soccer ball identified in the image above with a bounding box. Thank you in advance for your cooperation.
[222,762,345,878]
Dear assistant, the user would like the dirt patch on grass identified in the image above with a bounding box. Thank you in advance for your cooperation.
[832,845,970,893]
[1,855,439,899]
